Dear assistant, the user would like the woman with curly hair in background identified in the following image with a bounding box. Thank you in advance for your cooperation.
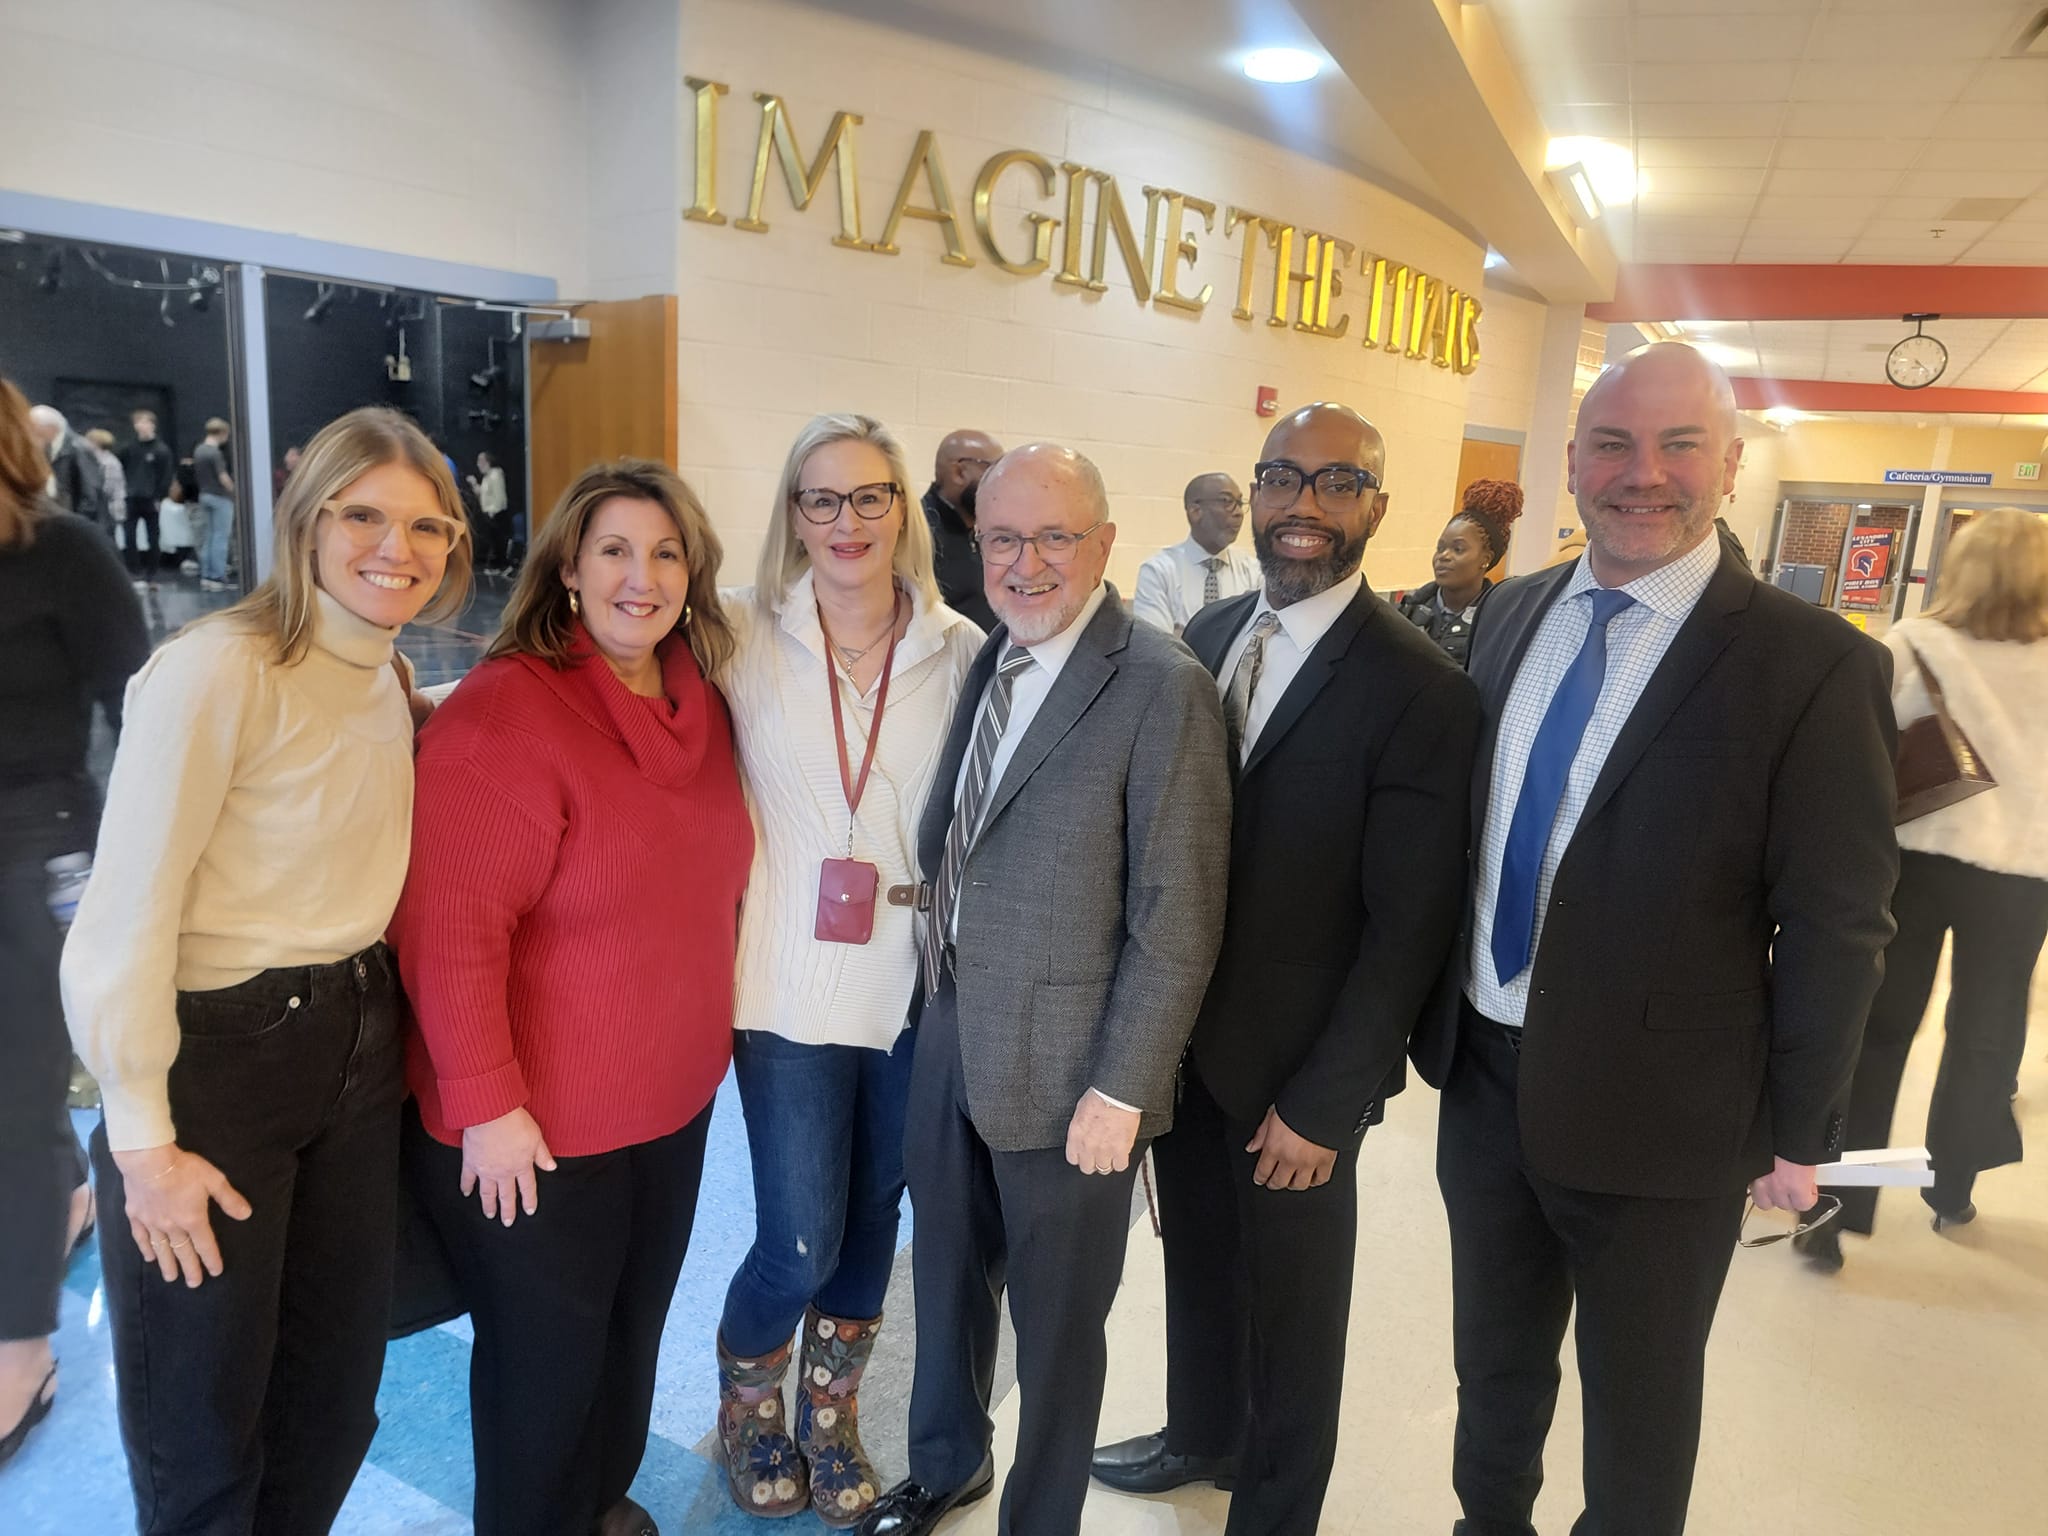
[1394,477,1524,667]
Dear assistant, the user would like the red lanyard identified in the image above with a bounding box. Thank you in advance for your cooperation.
[818,591,904,854]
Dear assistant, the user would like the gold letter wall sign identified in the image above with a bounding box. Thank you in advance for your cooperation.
[682,77,1481,374]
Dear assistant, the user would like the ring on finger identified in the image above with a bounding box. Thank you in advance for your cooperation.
[151,1234,170,1248]
[170,1239,192,1250]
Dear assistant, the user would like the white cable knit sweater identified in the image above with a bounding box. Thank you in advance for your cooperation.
[721,573,983,1050]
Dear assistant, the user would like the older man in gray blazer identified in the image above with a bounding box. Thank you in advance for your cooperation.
[857,444,1231,1536]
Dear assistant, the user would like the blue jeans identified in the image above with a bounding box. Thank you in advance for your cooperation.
[197,492,233,583]
[719,1024,916,1355]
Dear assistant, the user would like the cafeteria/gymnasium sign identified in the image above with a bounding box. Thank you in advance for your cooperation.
[1882,469,1993,486]
[681,78,1483,374]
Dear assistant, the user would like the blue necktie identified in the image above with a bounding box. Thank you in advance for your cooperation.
[1490,588,1637,986]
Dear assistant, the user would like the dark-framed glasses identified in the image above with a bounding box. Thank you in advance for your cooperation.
[321,499,468,553]
[1194,493,1246,514]
[1737,1192,1841,1249]
[1250,460,1381,510]
[974,520,1104,567]
[794,482,901,524]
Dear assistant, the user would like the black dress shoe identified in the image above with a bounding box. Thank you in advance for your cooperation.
[593,1496,657,1536]
[1091,1428,1239,1493]
[855,1459,994,1536]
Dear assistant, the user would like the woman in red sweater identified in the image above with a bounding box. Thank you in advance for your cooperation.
[391,461,752,1536]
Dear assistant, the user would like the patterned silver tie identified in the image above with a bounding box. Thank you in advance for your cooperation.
[1222,612,1281,762]
[923,644,1038,994]
[1201,555,1224,608]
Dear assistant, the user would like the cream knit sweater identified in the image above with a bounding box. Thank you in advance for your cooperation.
[63,589,415,1150]
[722,574,983,1050]
[1887,615,2048,882]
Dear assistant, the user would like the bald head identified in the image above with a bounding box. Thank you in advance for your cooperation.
[1250,401,1388,607]
[934,428,1004,511]
[27,405,63,447]
[1259,402,1385,478]
[1569,342,1744,586]
[1183,471,1244,554]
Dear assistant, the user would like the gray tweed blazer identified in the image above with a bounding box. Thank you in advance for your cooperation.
[916,584,1232,1153]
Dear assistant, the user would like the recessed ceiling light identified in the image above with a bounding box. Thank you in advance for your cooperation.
[1762,406,1808,428]
[1243,48,1321,83]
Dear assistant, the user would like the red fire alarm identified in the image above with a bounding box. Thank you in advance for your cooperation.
[1255,386,1278,417]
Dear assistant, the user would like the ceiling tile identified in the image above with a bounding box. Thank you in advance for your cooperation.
[1914,140,2048,173]
[1785,103,1948,136]
[1788,62,1977,104]
[1634,137,1778,168]
[1844,239,1970,261]
[1631,14,1817,63]
[1635,102,1787,138]
[1806,11,2020,62]
[1764,168,1905,197]
[1733,246,1855,263]
[1545,102,1634,137]
[1896,168,2048,199]
[1629,61,1798,104]
[1532,63,1632,106]
[1637,166,1768,197]
[1517,16,1633,64]
[1773,138,1928,170]
[1748,196,1885,225]
[1938,103,2048,140]
[1857,217,1993,241]
[1954,240,2048,265]
[1635,191,1764,219]
[1969,62,2048,103]
[1880,196,1975,220]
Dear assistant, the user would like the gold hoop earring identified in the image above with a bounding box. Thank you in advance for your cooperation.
[568,590,580,615]
[683,603,693,627]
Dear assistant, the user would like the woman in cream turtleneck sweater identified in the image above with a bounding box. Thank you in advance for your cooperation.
[60,407,471,1535]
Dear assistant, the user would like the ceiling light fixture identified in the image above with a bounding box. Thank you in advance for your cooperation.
[1553,163,1603,224]
[1546,137,1639,208]
[1762,406,1808,429]
[1242,48,1321,84]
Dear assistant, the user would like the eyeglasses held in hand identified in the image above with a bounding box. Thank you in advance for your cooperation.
[793,482,902,524]
[1737,1192,1841,1249]
[1250,460,1381,510]
[974,520,1105,566]
[321,500,468,553]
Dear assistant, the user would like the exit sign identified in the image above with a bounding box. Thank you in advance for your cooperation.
[2018,462,2041,481]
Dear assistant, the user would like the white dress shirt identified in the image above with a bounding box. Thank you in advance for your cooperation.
[950,583,1137,1110]
[1215,571,1363,760]
[1468,533,1722,1026]
[1133,536,1261,633]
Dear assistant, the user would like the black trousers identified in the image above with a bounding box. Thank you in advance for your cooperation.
[407,1097,712,1536]
[0,857,82,1342]
[93,945,404,1536]
[1153,1068,1361,1536]
[905,971,1142,1536]
[1839,850,2048,1231]
[124,495,161,574]
[1437,1011,1744,1536]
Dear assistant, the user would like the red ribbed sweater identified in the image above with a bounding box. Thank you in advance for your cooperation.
[390,629,752,1156]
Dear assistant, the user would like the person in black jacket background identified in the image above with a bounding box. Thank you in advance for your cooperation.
[1093,403,1480,1536]
[120,410,178,585]
[0,377,149,1468]
[1394,478,1523,667]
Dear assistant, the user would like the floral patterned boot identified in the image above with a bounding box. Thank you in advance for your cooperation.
[716,1333,808,1517]
[795,1308,884,1528]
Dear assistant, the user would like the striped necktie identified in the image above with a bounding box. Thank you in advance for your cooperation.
[1201,555,1224,608]
[923,644,1037,994]
[1222,611,1281,762]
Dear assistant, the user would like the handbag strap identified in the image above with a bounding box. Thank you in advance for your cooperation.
[1899,636,1951,709]
[819,590,905,854]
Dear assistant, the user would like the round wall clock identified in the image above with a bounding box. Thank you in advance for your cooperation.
[1886,317,1947,390]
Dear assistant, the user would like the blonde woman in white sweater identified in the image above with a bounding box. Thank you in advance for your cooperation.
[1803,509,2048,1268]
[60,407,471,1534]
[713,414,982,1525]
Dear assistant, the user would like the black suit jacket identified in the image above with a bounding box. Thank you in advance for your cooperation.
[1413,548,1900,1199]
[1183,586,1481,1149]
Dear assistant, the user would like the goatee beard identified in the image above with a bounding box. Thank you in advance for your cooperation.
[1255,521,1367,607]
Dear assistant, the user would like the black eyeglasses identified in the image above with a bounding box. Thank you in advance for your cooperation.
[1250,460,1381,510]
[1192,494,1245,514]
[1737,1193,1841,1249]
[794,482,901,525]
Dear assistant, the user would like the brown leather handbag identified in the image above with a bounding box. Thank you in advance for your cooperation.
[1894,640,1996,824]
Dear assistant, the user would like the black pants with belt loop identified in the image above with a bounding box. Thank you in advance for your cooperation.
[93,943,405,1536]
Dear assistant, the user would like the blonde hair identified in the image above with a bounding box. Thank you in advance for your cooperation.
[755,413,939,610]
[85,427,115,451]
[1926,507,2048,643]
[0,378,50,549]
[208,407,473,664]
[489,459,735,678]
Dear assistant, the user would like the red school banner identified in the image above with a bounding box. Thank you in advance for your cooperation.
[1842,528,1894,609]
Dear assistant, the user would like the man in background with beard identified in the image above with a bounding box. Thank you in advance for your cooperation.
[1092,403,1479,1534]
